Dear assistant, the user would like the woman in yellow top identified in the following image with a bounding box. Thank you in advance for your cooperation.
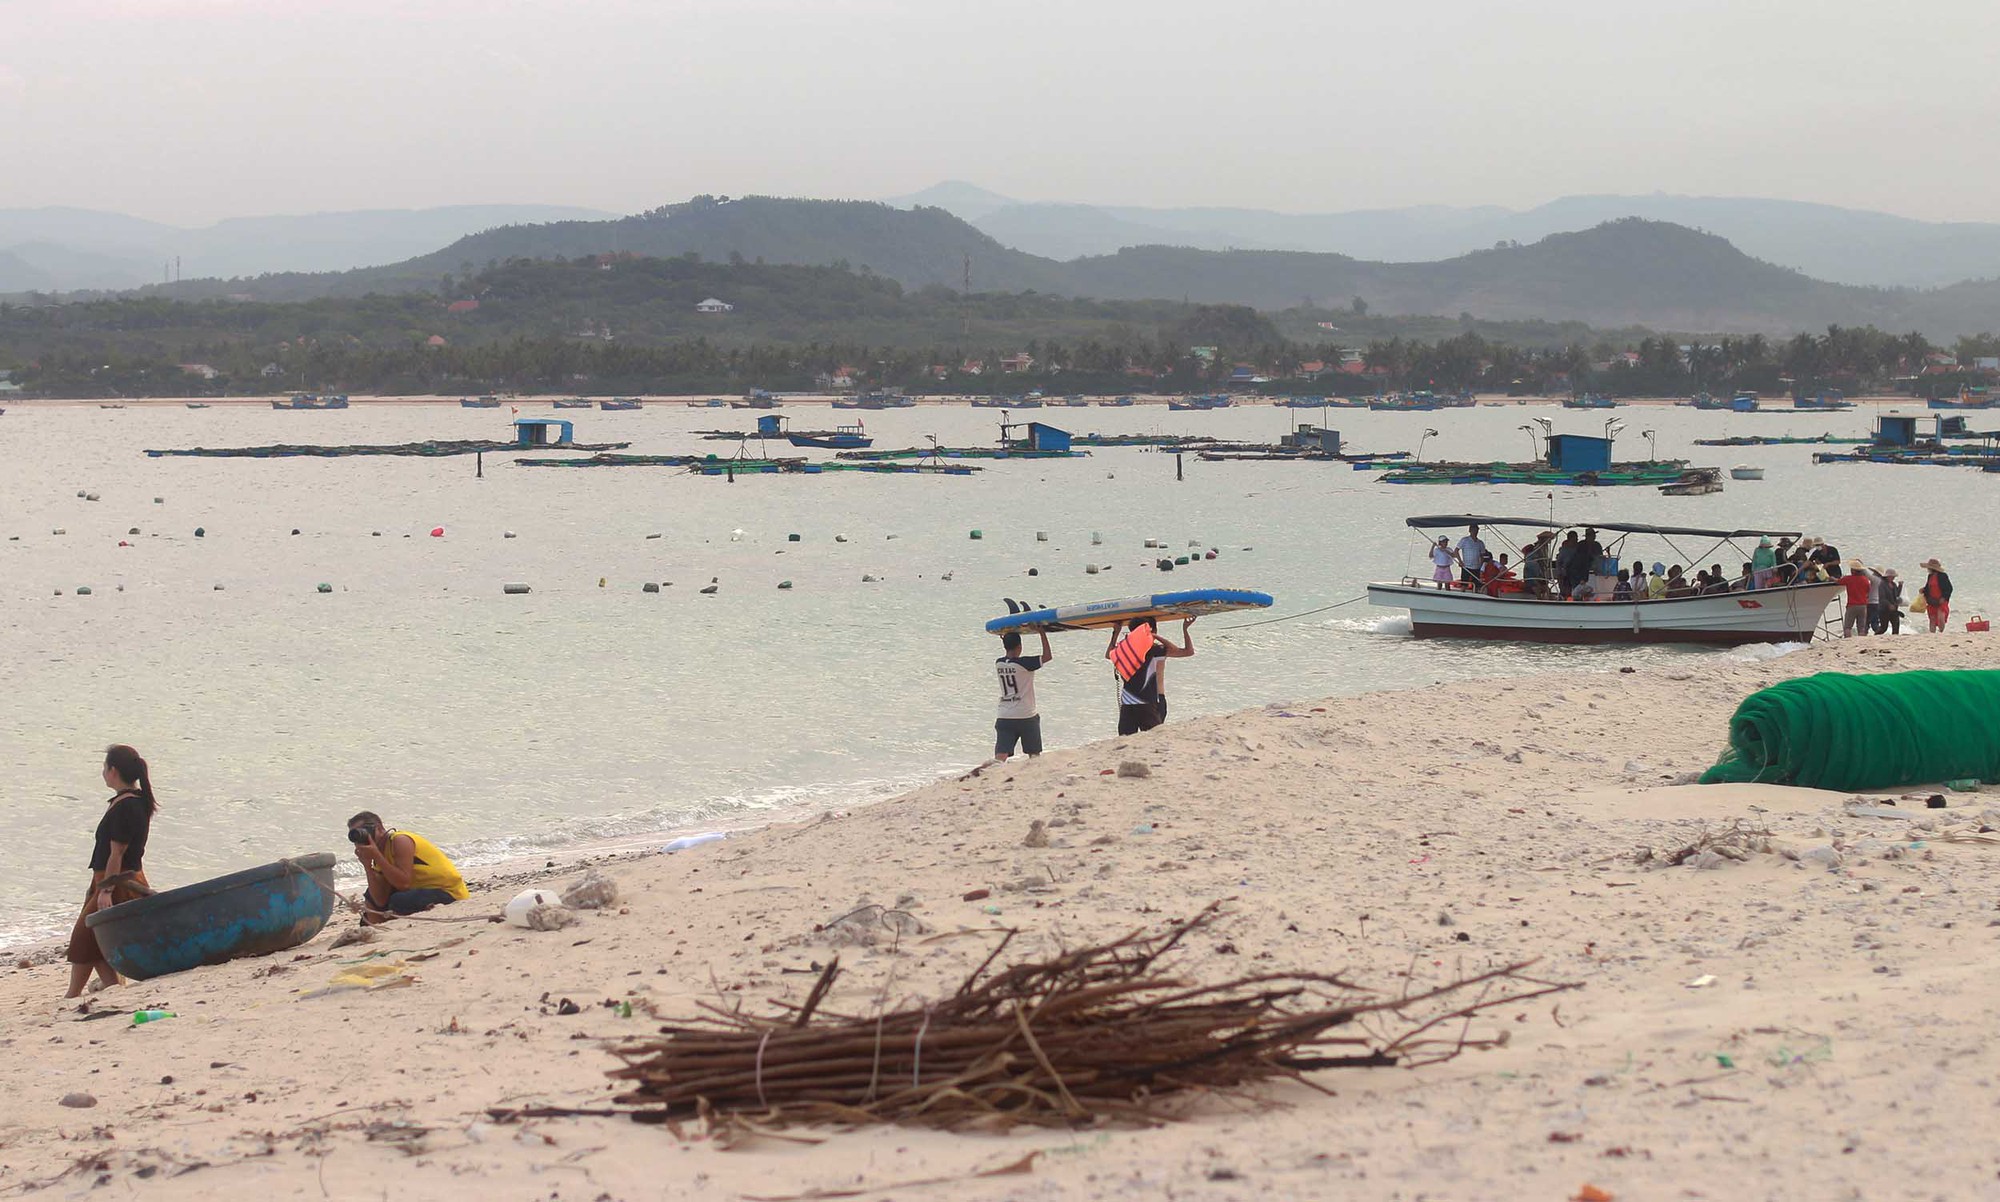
[346,810,468,924]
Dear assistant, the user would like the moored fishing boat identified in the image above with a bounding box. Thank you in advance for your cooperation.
[1730,465,1766,480]
[1658,467,1725,495]
[1367,515,1842,644]
[599,398,644,411]
[86,854,338,980]
[272,393,349,410]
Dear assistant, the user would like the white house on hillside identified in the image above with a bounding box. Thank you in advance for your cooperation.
[695,297,734,314]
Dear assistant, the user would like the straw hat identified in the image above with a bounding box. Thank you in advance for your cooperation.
[1883,568,1898,579]
[1846,558,1864,569]
[1922,558,1944,571]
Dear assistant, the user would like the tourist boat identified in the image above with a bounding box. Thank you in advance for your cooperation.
[1366,515,1843,644]
[554,398,594,409]
[1658,468,1725,495]
[1730,465,1766,480]
[86,854,338,980]
[272,394,349,410]
[599,398,644,411]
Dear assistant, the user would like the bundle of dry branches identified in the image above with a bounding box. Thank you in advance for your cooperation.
[609,903,1574,1130]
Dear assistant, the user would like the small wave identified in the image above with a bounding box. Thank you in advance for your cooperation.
[1728,640,1811,663]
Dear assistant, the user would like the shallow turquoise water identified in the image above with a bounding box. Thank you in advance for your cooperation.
[1,399,1984,945]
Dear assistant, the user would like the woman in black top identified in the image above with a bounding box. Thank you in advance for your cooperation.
[66,745,157,998]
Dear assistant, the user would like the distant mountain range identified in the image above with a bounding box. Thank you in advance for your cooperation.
[105,195,2000,337]
[0,204,614,291]
[889,182,2000,290]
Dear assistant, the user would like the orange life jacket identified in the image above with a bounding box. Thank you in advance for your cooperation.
[1110,625,1154,681]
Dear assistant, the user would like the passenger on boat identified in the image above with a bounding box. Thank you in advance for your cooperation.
[1429,537,1456,588]
[1664,566,1695,598]
[1702,565,1731,596]
[1752,537,1778,589]
[1569,577,1599,602]
[1647,563,1669,599]
[347,812,468,924]
[1875,569,1904,635]
[1809,537,1843,575]
[1455,526,1487,587]
[1733,563,1756,592]
[1630,562,1651,598]
[1612,570,1633,601]
[1480,552,1517,597]
[1839,560,1873,637]
[1920,559,1952,632]
[67,744,157,999]
[1570,529,1605,597]
[1552,531,1581,592]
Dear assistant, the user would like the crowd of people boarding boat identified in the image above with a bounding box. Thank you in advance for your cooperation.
[1431,523,1954,635]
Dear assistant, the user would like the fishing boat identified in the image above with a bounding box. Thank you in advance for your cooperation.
[272,394,349,410]
[1168,394,1233,411]
[1791,390,1853,411]
[599,398,644,411]
[1928,386,1998,410]
[1367,515,1842,644]
[787,427,872,449]
[99,403,126,409]
[86,854,338,980]
[461,396,501,408]
[185,402,210,409]
[554,398,594,409]
[731,395,778,409]
[1098,396,1137,407]
[1730,465,1766,480]
[1658,467,1725,495]
[1562,393,1618,409]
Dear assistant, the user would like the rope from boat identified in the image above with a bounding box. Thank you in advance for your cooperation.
[1212,594,1368,631]
[281,856,499,925]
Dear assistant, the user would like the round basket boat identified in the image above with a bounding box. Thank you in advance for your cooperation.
[85,853,338,981]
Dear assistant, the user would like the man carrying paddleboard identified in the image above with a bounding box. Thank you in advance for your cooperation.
[1107,617,1195,735]
[994,630,1053,761]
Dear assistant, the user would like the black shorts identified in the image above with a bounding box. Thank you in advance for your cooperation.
[371,887,457,916]
[994,716,1042,756]
[1118,701,1164,736]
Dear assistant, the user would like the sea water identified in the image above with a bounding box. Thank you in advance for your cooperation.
[1,399,1983,945]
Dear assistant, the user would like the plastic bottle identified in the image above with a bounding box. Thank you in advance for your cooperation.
[132,1009,176,1025]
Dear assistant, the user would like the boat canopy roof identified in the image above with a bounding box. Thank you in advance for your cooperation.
[1403,514,1802,539]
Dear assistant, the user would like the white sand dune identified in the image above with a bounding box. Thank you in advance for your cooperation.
[3,634,1997,1200]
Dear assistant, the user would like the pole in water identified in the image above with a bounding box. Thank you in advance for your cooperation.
[1176,452,1184,481]
[477,451,483,478]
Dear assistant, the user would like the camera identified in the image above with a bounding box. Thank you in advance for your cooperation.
[347,826,373,845]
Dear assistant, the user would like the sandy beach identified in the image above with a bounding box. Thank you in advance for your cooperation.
[5,633,1998,1200]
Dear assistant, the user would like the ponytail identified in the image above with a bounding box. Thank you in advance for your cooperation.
[104,744,157,815]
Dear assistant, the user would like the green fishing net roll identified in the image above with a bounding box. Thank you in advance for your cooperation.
[1700,670,2000,791]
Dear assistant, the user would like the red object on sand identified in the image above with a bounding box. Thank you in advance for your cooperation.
[430,527,444,538]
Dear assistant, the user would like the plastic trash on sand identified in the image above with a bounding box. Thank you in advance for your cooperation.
[663,833,726,853]
[503,888,564,928]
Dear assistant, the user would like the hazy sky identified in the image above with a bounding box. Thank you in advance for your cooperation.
[5,0,1999,225]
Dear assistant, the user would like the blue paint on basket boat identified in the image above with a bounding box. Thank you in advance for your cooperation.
[85,853,338,981]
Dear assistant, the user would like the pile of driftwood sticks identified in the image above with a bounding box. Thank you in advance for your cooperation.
[610,904,1573,1130]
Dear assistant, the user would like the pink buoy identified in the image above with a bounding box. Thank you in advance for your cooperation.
[430,527,445,538]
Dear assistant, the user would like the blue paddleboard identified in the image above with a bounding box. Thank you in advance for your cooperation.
[984,588,1274,634]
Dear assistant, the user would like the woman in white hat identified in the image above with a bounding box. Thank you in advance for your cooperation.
[1919,559,1952,633]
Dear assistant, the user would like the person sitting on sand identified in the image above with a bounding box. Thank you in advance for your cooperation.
[347,811,468,924]
[67,744,157,998]
[994,629,1052,762]
[1108,616,1193,735]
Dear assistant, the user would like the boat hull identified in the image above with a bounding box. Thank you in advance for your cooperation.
[1366,581,1840,645]
[85,853,338,980]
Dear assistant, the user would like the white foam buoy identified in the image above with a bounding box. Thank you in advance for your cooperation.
[729,528,745,542]
[1086,564,1100,574]
[503,888,564,928]
[503,582,531,594]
